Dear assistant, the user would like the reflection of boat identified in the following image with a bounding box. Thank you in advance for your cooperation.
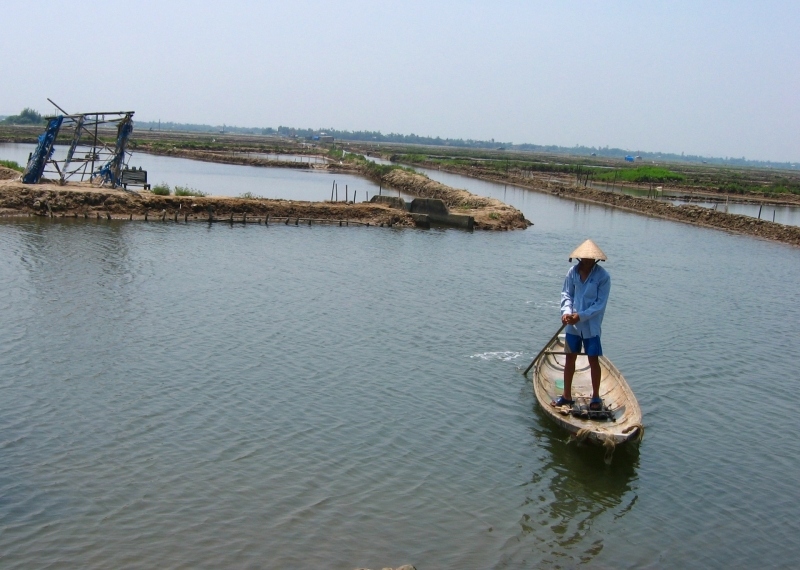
[505,401,641,566]
[532,334,643,445]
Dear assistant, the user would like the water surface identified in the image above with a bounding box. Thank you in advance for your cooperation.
[2,173,799,568]
[412,163,800,227]
[0,143,385,203]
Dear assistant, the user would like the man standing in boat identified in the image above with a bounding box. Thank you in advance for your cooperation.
[552,239,610,411]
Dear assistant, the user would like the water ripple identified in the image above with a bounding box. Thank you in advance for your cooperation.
[0,213,799,569]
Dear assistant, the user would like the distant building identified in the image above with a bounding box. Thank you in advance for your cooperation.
[319,135,334,143]
[624,156,634,162]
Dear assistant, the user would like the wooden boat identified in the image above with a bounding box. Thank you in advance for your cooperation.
[531,334,643,445]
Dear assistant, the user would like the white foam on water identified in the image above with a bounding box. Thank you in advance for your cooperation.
[469,351,523,361]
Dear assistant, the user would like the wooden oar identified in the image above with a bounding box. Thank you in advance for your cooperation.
[522,323,567,377]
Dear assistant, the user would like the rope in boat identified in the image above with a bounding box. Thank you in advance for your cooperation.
[569,423,644,465]
[602,436,616,465]
[570,429,616,464]
[622,423,645,443]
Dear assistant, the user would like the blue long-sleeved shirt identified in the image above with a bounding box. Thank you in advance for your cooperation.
[560,263,610,339]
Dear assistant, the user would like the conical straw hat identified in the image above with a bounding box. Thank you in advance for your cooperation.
[569,239,607,261]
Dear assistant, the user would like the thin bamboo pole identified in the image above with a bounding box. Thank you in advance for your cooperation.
[523,324,567,377]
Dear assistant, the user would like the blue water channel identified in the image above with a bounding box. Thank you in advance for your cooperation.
[1,148,799,568]
[408,161,800,227]
[0,143,401,203]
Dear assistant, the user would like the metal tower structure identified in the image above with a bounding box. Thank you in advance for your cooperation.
[22,99,135,188]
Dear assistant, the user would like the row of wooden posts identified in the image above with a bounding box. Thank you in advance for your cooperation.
[330,180,366,203]
[329,179,392,202]
[40,210,382,227]
[44,209,381,227]
[573,169,781,222]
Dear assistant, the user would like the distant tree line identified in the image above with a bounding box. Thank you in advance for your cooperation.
[274,127,798,169]
[8,109,796,170]
[2,108,45,125]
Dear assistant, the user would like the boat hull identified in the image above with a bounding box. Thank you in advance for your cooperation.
[532,335,643,445]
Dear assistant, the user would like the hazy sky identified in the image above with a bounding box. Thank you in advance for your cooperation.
[2,1,798,162]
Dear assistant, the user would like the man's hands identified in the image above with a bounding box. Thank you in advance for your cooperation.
[561,312,580,325]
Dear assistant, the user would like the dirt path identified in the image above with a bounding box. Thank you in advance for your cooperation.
[0,179,416,227]
[377,169,530,230]
[92,146,531,230]
[6,144,797,242]
[422,164,800,247]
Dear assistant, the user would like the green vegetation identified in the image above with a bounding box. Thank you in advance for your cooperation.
[0,160,23,172]
[25,125,788,200]
[392,153,693,185]
[718,178,800,196]
[4,110,790,169]
[395,153,586,176]
[129,121,797,169]
[239,191,265,199]
[152,183,171,195]
[596,166,686,184]
[174,185,207,197]
[340,152,418,179]
[150,183,206,196]
[135,140,228,153]
[1,108,45,126]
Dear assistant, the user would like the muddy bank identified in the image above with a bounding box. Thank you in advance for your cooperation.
[550,183,800,246]
[132,147,529,229]
[409,163,800,246]
[0,165,20,180]
[373,169,530,230]
[135,146,326,170]
[0,180,416,227]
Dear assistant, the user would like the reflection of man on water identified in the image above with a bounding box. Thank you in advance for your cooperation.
[551,239,610,411]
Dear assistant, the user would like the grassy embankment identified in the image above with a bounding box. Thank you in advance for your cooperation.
[389,152,800,197]
[3,121,796,199]
[151,183,207,197]
[1,160,24,172]
[328,147,417,181]
[128,137,324,159]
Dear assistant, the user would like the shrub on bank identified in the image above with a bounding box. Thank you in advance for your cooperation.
[152,183,171,195]
[239,191,266,199]
[596,166,685,184]
[719,179,800,196]
[394,153,587,176]
[0,160,24,172]
[174,185,207,197]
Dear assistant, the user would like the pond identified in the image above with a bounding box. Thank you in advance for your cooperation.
[0,143,399,203]
[1,159,799,568]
